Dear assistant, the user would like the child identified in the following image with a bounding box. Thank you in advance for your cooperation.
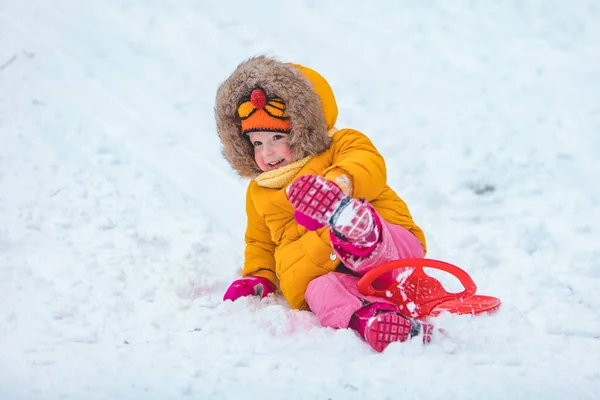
[216,56,433,352]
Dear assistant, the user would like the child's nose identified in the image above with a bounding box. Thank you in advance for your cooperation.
[264,143,275,155]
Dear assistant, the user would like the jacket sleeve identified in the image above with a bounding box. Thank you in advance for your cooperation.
[243,184,278,286]
[323,129,386,201]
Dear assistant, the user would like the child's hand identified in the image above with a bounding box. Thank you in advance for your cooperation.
[223,276,276,302]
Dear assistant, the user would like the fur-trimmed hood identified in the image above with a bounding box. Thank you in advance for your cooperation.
[215,56,338,178]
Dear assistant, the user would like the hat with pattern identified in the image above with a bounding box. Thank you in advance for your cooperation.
[237,87,292,135]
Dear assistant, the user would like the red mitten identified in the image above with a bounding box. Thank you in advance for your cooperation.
[223,276,275,302]
[294,209,325,231]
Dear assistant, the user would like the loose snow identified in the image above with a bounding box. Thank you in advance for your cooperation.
[1,1,599,399]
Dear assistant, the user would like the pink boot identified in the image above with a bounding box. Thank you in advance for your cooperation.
[350,303,434,352]
[287,175,380,248]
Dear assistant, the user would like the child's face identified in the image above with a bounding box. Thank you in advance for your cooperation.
[248,131,294,172]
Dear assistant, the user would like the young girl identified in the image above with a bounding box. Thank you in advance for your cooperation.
[216,56,433,352]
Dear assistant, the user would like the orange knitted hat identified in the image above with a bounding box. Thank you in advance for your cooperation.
[237,87,292,135]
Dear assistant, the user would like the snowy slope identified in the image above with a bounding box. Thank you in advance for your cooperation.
[1,1,599,399]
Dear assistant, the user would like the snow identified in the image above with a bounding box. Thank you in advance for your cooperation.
[1,1,600,399]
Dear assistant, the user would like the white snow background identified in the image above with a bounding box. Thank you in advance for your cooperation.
[1,1,600,399]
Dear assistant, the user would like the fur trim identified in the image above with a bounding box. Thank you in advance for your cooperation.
[215,56,331,178]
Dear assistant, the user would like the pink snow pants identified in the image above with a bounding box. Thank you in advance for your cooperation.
[305,211,424,330]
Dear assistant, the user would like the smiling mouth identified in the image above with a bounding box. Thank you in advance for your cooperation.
[268,159,285,167]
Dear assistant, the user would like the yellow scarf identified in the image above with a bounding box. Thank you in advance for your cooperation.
[254,128,338,189]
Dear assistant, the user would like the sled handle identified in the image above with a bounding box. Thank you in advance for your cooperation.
[357,258,478,300]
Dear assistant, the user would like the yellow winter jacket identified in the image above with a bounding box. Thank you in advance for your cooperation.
[244,128,426,310]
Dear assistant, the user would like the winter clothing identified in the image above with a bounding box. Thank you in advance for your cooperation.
[251,129,337,189]
[355,304,434,352]
[215,56,426,313]
[216,56,333,179]
[287,175,431,350]
[253,155,312,189]
[329,202,426,273]
[223,276,276,302]
[242,129,426,310]
[349,302,399,338]
[293,209,325,232]
[287,173,347,231]
[304,212,425,329]
[237,87,292,135]
[287,174,381,249]
[325,168,353,196]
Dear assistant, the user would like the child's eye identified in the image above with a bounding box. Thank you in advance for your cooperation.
[253,141,262,147]
[273,135,285,141]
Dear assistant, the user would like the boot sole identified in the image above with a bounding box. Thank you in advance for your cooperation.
[365,313,429,352]
[287,175,345,225]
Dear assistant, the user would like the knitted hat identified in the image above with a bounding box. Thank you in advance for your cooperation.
[237,87,292,135]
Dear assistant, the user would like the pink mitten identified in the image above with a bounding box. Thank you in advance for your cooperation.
[294,209,325,231]
[223,276,275,302]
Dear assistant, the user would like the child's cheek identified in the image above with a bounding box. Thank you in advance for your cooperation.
[254,149,267,171]
[279,143,293,161]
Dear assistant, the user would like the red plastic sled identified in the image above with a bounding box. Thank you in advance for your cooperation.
[357,258,501,319]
